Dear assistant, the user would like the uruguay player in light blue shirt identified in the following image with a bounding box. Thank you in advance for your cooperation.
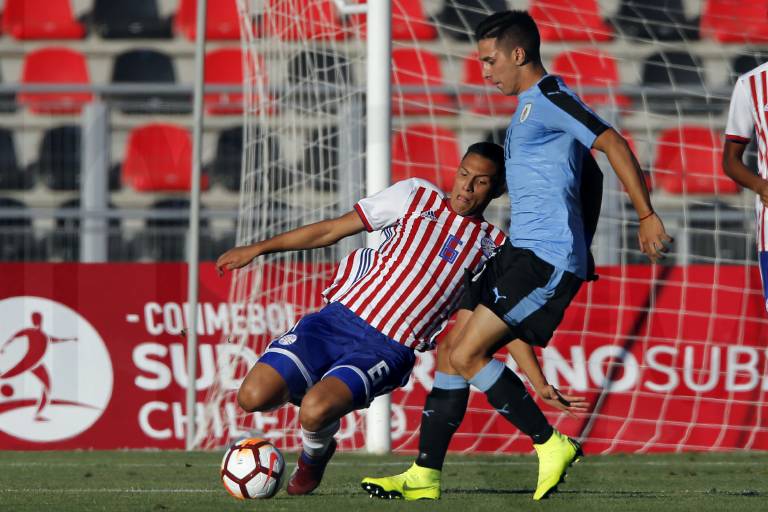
[361,10,674,504]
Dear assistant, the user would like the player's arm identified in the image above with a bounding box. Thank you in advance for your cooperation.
[592,128,672,263]
[723,141,768,204]
[505,340,588,417]
[216,211,365,275]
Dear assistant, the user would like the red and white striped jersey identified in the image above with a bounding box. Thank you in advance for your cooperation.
[322,178,506,351]
[726,61,768,249]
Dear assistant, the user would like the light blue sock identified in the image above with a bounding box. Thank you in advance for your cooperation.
[433,371,469,390]
[467,359,505,392]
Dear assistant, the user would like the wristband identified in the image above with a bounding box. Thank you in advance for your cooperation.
[639,211,655,222]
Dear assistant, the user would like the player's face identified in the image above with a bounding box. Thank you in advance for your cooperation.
[450,153,498,217]
[478,38,522,96]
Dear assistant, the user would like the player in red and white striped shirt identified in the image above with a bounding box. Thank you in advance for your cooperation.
[216,142,526,495]
[724,60,768,311]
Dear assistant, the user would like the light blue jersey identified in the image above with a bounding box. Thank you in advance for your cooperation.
[504,74,610,279]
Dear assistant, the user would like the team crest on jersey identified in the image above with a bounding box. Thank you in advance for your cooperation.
[419,210,438,222]
[277,333,297,346]
[480,236,497,258]
[520,103,532,122]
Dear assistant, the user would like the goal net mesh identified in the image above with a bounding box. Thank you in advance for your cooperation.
[199,0,768,454]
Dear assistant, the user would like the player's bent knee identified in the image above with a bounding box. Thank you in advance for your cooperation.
[450,343,481,376]
[236,367,290,412]
[299,392,344,432]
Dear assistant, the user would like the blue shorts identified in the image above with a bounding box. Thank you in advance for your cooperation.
[257,302,416,408]
[760,252,768,312]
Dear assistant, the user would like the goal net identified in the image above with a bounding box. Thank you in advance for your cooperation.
[199,0,768,454]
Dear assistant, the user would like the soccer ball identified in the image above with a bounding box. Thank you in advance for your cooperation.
[220,437,285,499]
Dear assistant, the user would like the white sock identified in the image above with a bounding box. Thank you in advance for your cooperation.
[300,420,340,459]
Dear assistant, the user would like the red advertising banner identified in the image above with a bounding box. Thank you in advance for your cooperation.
[1,263,767,453]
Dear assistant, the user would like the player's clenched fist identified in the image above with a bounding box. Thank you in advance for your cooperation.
[216,246,259,276]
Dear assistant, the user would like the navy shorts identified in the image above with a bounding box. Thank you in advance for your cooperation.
[257,302,416,408]
[460,241,583,347]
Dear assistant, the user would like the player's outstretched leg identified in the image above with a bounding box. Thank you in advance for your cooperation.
[287,377,353,495]
[361,372,468,500]
[533,429,582,500]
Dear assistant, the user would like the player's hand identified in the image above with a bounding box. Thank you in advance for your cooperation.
[637,213,673,264]
[537,384,589,418]
[216,246,258,276]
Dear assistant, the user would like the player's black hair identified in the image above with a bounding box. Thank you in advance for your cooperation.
[474,10,541,64]
[463,141,507,199]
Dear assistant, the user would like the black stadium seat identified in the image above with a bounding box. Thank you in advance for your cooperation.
[730,51,768,84]
[136,199,214,261]
[209,126,280,192]
[35,125,80,191]
[0,197,45,261]
[110,49,191,114]
[641,51,722,114]
[301,126,339,192]
[433,0,507,41]
[0,129,33,190]
[91,0,172,39]
[610,0,698,41]
[49,198,131,261]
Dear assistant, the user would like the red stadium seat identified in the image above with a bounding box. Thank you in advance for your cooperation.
[551,49,631,110]
[349,0,437,40]
[175,0,240,40]
[392,125,460,191]
[2,0,85,39]
[529,0,613,42]
[262,0,346,41]
[459,53,518,115]
[122,124,210,192]
[204,48,267,115]
[653,126,738,195]
[19,48,91,114]
[701,1,768,44]
[392,48,455,116]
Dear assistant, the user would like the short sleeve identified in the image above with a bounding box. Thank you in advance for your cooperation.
[354,179,419,231]
[725,79,754,144]
[539,76,611,149]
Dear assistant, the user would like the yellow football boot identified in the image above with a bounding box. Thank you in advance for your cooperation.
[533,429,583,500]
[361,463,441,500]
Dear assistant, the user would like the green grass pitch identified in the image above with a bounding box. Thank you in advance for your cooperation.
[1,450,766,511]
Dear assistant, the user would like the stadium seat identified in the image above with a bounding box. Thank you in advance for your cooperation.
[551,50,631,110]
[730,51,768,83]
[433,0,508,41]
[529,0,613,42]
[262,0,346,41]
[302,126,340,191]
[136,198,213,261]
[91,0,172,39]
[0,198,45,261]
[609,0,698,41]
[641,51,720,114]
[35,125,80,191]
[392,48,455,116]
[0,129,32,190]
[459,54,518,115]
[349,0,437,40]
[2,0,85,39]
[121,124,209,192]
[49,198,131,261]
[287,50,353,112]
[0,66,16,113]
[110,49,190,114]
[653,126,738,195]
[205,48,247,115]
[19,48,92,115]
[688,203,749,263]
[175,0,240,40]
[701,1,768,44]
[392,125,460,191]
[209,126,280,191]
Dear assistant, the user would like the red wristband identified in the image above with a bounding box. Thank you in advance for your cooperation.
[639,211,655,222]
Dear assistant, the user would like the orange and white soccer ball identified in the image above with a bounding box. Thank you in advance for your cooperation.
[220,437,285,499]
